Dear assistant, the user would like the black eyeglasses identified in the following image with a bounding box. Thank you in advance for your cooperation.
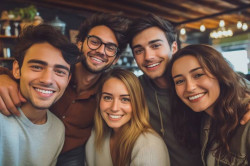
[87,35,119,57]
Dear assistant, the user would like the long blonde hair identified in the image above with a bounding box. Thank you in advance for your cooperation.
[94,68,154,166]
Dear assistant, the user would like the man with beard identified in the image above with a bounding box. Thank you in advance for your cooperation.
[0,13,130,166]
[0,24,80,166]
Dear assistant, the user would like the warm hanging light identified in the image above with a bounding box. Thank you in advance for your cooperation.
[219,20,225,27]
[242,23,248,31]
[200,24,206,32]
[180,28,186,35]
[237,21,243,29]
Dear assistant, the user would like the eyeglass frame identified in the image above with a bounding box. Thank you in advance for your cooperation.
[84,35,119,57]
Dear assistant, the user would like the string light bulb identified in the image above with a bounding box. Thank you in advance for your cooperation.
[219,20,225,27]
[180,28,186,35]
[237,21,243,29]
[242,23,248,31]
[200,24,206,32]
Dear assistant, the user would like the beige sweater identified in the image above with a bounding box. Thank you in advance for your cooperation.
[85,129,170,166]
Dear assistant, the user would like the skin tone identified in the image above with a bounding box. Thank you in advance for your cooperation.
[74,25,119,95]
[12,42,71,124]
[131,26,177,89]
[99,77,132,163]
[172,55,220,116]
[100,77,132,133]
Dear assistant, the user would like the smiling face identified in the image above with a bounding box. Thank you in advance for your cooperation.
[132,27,177,82]
[172,55,220,116]
[80,25,118,74]
[100,77,132,132]
[13,42,71,111]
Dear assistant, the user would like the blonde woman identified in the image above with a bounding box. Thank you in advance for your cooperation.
[85,68,170,166]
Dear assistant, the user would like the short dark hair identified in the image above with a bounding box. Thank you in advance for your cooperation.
[14,24,81,71]
[128,13,177,48]
[76,12,131,56]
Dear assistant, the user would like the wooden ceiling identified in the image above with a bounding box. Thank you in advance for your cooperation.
[4,0,250,32]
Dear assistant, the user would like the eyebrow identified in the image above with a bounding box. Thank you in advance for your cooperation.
[101,92,130,97]
[27,59,70,72]
[172,67,202,79]
[132,39,163,50]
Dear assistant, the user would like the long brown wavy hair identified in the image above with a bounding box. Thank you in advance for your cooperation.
[94,68,154,166]
[166,44,250,157]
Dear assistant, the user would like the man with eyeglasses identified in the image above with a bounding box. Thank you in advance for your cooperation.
[0,13,130,166]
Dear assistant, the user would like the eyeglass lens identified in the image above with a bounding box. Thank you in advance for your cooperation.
[87,36,118,57]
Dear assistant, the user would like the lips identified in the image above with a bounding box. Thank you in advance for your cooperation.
[107,113,123,120]
[188,93,205,101]
[91,56,104,63]
[35,88,54,94]
[146,62,160,68]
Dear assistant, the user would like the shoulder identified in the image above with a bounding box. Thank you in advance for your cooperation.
[47,111,65,131]
[133,132,168,152]
[131,132,170,166]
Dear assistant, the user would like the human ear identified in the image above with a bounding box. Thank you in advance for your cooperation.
[12,60,21,79]
[171,41,178,54]
[77,41,84,50]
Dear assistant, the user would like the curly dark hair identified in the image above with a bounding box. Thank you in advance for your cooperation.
[166,44,250,157]
[76,12,131,57]
[14,24,81,72]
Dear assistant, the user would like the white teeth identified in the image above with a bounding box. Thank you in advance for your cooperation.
[109,114,122,119]
[189,93,204,100]
[147,63,160,68]
[92,57,103,62]
[35,88,53,94]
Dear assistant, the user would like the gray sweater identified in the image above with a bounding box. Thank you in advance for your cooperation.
[139,74,202,166]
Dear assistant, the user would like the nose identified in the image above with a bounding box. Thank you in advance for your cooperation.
[185,78,196,92]
[96,43,105,55]
[144,48,154,61]
[111,99,119,112]
[39,69,53,86]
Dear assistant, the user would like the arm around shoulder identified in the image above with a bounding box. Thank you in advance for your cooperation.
[130,132,170,166]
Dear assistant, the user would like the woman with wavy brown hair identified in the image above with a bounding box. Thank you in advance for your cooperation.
[166,44,250,165]
[85,68,170,166]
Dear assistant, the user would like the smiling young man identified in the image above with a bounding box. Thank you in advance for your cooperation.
[128,13,202,166]
[0,13,130,165]
[0,24,80,166]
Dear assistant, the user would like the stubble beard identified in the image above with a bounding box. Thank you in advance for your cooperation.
[81,52,114,74]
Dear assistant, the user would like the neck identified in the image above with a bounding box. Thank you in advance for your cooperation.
[152,76,168,89]
[20,103,48,125]
[74,62,102,94]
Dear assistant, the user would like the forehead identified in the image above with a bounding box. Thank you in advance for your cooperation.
[102,77,128,93]
[88,25,118,45]
[23,42,68,67]
[172,55,200,73]
[132,26,168,46]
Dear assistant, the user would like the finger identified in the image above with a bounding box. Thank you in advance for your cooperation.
[18,90,27,103]
[9,87,23,107]
[1,91,20,116]
[0,96,12,116]
[240,109,250,125]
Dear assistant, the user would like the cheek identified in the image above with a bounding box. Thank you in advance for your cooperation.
[99,99,109,112]
[134,55,143,64]
[175,85,184,98]
[57,78,70,90]
[210,80,220,99]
